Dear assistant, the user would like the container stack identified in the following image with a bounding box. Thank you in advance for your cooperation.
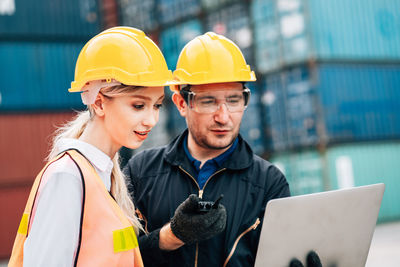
[204,2,254,68]
[120,0,400,222]
[0,0,106,258]
[252,0,400,222]
[158,0,201,26]
[119,0,158,32]
[120,0,265,151]
[240,83,266,155]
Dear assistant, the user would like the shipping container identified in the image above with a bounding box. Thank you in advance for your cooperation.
[0,112,75,186]
[0,42,85,111]
[0,0,100,39]
[270,149,325,196]
[205,3,254,67]
[0,185,31,259]
[270,141,400,222]
[262,66,319,150]
[160,19,203,70]
[261,72,288,151]
[119,0,158,32]
[325,142,400,222]
[200,0,236,11]
[262,63,400,151]
[157,0,201,25]
[102,0,119,28]
[240,83,265,155]
[251,0,400,73]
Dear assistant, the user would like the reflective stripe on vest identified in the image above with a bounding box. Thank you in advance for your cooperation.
[9,150,143,267]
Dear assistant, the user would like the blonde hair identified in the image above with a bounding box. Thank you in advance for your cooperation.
[48,85,144,233]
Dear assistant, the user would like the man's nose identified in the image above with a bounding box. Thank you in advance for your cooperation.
[213,103,229,124]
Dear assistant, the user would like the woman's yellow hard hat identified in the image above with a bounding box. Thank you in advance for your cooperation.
[70,26,176,93]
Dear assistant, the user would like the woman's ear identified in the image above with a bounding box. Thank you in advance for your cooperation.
[172,92,188,117]
[91,93,106,117]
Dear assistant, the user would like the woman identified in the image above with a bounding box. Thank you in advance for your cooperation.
[9,27,175,266]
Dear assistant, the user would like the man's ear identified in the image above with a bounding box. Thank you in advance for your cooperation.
[91,93,106,117]
[172,92,188,117]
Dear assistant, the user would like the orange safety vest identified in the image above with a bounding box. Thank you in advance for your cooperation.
[9,150,143,267]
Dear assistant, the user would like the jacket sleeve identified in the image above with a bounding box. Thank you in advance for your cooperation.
[123,155,169,266]
[265,164,291,203]
[261,165,290,213]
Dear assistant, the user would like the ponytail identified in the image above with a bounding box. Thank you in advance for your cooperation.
[47,110,91,160]
[47,88,143,233]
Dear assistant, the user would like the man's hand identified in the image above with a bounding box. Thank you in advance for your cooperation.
[159,224,185,250]
[170,194,227,245]
[289,251,322,267]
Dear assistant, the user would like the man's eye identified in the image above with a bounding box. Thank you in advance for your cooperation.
[154,103,163,109]
[227,96,242,104]
[198,97,216,105]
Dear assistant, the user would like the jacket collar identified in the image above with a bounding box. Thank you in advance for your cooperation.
[165,130,253,170]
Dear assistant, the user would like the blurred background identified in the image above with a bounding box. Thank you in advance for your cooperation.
[0,0,399,265]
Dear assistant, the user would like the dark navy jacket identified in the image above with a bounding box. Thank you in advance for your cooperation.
[124,130,290,266]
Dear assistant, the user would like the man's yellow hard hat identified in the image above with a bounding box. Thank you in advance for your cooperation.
[70,26,175,93]
[171,32,256,92]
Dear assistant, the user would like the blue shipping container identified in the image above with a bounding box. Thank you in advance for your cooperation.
[119,0,158,32]
[0,42,85,111]
[160,20,203,71]
[201,0,235,10]
[318,64,400,142]
[261,72,288,151]
[262,63,400,151]
[158,0,201,25]
[240,83,265,155]
[205,3,254,67]
[0,0,100,38]
[251,0,400,73]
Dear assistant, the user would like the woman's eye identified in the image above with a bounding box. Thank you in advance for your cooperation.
[154,103,163,109]
[133,104,144,110]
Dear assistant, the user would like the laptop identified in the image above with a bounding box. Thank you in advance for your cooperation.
[254,183,385,267]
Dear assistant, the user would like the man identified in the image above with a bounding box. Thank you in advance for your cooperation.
[125,32,291,266]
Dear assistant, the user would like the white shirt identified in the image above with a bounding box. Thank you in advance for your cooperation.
[23,138,113,267]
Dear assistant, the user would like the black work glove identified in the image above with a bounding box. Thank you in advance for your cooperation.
[170,194,227,245]
[289,251,322,267]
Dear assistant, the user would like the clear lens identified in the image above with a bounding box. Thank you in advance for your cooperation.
[188,88,250,114]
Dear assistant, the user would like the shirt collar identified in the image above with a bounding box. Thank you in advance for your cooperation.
[183,135,238,169]
[55,138,114,175]
[213,137,238,167]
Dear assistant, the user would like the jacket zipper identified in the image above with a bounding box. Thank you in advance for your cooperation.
[178,166,201,192]
[178,166,227,267]
[199,168,226,198]
[223,218,261,267]
[195,243,199,267]
[178,166,226,199]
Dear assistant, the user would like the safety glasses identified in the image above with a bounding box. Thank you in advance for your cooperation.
[180,86,251,114]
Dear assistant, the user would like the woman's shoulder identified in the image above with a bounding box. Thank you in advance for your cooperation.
[39,153,83,190]
[46,153,81,176]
